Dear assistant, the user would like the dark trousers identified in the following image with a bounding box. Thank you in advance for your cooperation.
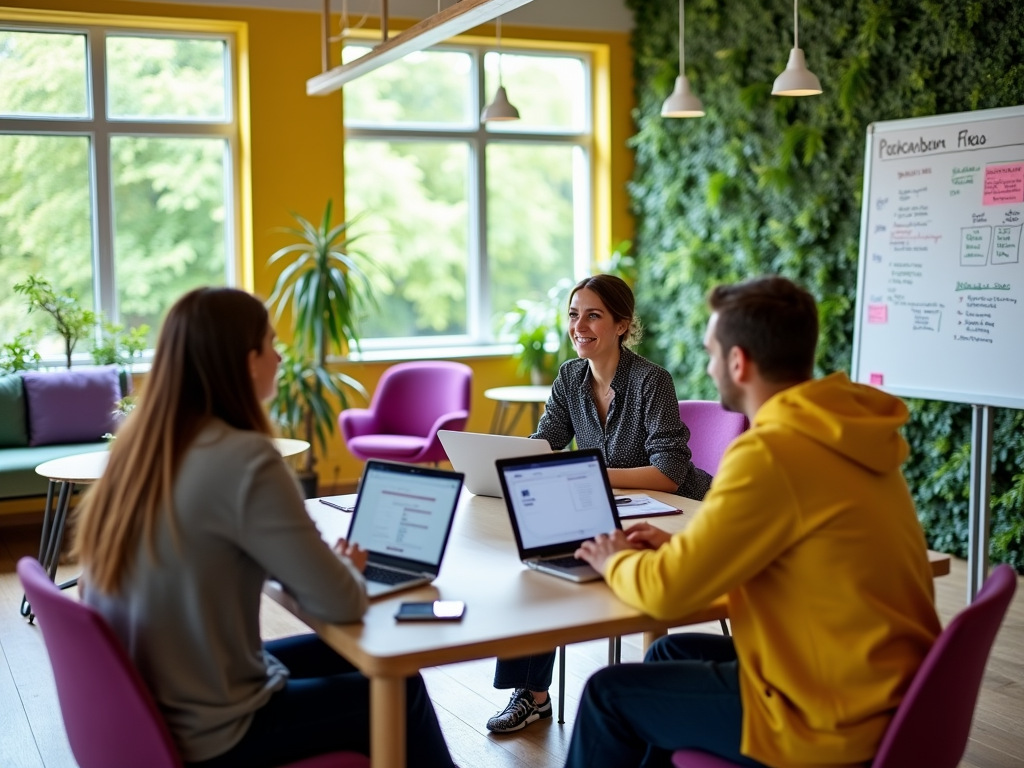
[564,633,769,768]
[494,649,557,691]
[187,634,455,768]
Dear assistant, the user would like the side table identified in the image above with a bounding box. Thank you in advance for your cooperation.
[20,438,310,621]
[484,385,552,435]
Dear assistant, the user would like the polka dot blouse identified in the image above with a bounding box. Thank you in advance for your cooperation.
[531,347,713,500]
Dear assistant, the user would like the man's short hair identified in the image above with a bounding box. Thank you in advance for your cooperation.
[708,276,819,383]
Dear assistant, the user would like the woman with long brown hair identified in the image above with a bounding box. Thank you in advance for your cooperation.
[74,287,454,768]
[486,274,712,734]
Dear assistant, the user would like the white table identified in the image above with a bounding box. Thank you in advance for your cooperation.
[21,438,310,621]
[267,489,953,768]
[484,385,552,434]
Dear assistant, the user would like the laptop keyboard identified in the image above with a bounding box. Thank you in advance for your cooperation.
[364,564,416,585]
[540,556,588,569]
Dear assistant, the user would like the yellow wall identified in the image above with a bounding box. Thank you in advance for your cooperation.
[0,1,636,489]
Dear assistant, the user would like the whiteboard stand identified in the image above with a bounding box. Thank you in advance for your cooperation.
[967,405,994,602]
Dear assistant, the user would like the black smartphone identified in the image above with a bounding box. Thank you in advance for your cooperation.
[394,600,466,622]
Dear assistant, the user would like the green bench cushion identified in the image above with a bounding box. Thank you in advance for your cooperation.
[0,375,29,448]
[0,443,109,499]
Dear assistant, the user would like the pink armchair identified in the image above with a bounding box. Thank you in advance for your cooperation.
[339,361,472,464]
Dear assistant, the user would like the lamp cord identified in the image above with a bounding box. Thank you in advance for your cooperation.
[497,15,504,87]
[679,0,685,71]
[794,0,799,49]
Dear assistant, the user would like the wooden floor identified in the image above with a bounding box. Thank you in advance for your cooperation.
[1,521,1021,768]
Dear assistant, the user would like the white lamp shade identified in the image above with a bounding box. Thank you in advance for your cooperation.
[661,75,705,118]
[772,47,822,96]
[481,85,520,122]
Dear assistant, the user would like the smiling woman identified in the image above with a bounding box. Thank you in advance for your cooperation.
[485,273,714,735]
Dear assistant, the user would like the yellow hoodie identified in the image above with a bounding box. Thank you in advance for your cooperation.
[604,372,941,768]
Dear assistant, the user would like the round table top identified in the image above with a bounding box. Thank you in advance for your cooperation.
[34,437,312,483]
[274,437,312,458]
[483,385,552,403]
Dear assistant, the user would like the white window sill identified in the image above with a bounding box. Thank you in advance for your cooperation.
[341,343,517,364]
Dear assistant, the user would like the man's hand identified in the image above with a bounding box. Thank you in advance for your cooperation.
[624,522,671,550]
[334,539,368,573]
[575,530,640,575]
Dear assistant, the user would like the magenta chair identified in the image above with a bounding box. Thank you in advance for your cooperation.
[339,361,472,464]
[18,557,369,768]
[677,400,749,475]
[672,564,1018,768]
[678,400,747,637]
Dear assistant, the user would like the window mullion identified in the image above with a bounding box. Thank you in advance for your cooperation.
[472,48,490,344]
[89,26,117,325]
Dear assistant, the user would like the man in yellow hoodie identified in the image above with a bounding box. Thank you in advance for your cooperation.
[567,276,940,768]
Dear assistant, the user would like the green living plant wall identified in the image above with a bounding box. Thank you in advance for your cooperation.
[626,0,1024,569]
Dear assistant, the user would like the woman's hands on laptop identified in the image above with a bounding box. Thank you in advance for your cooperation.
[334,539,369,572]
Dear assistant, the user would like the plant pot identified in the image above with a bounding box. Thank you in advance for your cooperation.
[297,472,319,499]
[529,367,553,386]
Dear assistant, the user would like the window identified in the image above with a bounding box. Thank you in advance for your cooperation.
[0,20,241,357]
[342,42,594,349]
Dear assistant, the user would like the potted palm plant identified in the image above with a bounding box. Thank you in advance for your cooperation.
[265,200,379,497]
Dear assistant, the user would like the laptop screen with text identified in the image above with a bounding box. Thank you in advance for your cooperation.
[348,463,462,568]
[500,452,620,552]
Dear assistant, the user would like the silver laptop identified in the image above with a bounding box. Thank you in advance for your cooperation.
[347,460,464,598]
[496,450,622,583]
[438,430,551,497]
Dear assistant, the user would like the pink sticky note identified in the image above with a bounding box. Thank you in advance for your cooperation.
[983,163,1024,206]
[868,304,888,324]
[870,373,884,386]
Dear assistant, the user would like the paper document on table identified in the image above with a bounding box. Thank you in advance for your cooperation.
[614,494,682,519]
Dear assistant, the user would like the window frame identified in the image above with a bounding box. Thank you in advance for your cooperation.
[0,9,250,364]
[341,35,602,354]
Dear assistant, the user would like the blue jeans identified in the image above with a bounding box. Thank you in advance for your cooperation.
[187,634,455,768]
[564,633,769,768]
[494,650,557,691]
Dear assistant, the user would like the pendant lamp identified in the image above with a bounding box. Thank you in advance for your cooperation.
[772,0,822,96]
[661,0,704,118]
[482,16,520,122]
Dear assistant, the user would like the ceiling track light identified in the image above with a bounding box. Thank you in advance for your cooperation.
[661,0,704,118]
[481,15,521,123]
[772,0,822,97]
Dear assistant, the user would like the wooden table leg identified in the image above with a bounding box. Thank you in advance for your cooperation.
[642,630,666,655]
[371,675,405,768]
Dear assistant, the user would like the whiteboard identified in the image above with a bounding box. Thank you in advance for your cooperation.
[852,105,1024,409]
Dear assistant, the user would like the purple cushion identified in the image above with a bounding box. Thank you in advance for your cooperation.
[22,367,121,447]
[347,434,428,459]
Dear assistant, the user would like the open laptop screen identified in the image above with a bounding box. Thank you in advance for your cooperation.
[348,462,463,569]
[498,450,620,555]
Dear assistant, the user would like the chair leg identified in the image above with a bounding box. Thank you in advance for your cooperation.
[558,645,566,724]
[720,618,730,636]
[607,636,621,664]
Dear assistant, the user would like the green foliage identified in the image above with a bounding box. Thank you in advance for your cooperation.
[627,0,1024,569]
[13,276,96,369]
[91,322,151,371]
[266,201,378,477]
[498,279,576,382]
[0,330,41,373]
[269,342,368,465]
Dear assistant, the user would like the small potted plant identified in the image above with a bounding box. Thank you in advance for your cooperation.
[498,278,576,385]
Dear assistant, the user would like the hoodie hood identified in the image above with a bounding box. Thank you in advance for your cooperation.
[754,372,909,474]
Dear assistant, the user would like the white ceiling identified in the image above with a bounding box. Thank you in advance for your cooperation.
[120,0,635,31]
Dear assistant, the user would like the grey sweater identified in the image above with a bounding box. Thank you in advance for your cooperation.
[84,420,368,762]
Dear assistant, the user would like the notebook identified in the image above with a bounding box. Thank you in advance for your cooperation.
[496,449,622,583]
[346,461,464,598]
[437,430,552,497]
